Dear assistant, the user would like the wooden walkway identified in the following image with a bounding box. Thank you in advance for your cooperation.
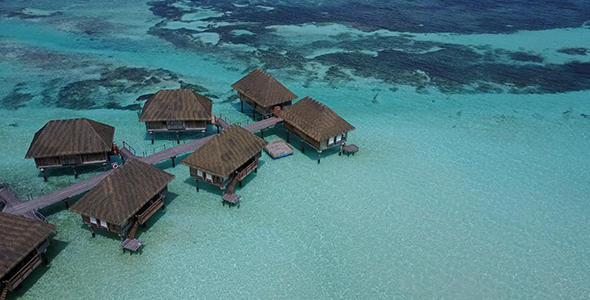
[1,117,283,219]
[215,118,231,131]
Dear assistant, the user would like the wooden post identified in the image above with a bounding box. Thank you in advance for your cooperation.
[339,144,343,156]
[73,166,78,179]
[261,129,264,138]
[150,131,154,144]
[103,162,107,171]
[286,132,290,143]
[202,129,205,138]
[41,168,47,182]
[318,151,321,164]
[252,109,255,119]
[171,156,176,168]
[241,101,244,113]
[195,178,199,192]
[239,180,242,187]
[90,226,95,238]
[176,131,180,144]
[217,126,220,133]
[254,167,257,173]
[301,142,305,153]
[64,200,69,209]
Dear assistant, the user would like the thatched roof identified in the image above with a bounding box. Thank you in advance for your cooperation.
[0,212,56,279]
[231,69,297,108]
[181,125,267,178]
[278,96,355,141]
[139,89,213,122]
[25,118,114,159]
[69,160,175,226]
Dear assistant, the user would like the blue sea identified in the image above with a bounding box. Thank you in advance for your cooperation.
[1,1,590,299]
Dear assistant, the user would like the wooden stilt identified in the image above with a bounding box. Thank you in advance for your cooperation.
[339,144,343,156]
[171,156,176,168]
[73,166,78,179]
[301,142,305,153]
[41,168,47,182]
[252,109,255,119]
[254,167,257,173]
[176,131,180,144]
[103,162,107,171]
[42,253,48,265]
[241,101,244,113]
[90,226,95,238]
[286,132,290,143]
[261,129,264,138]
[318,151,321,164]
[239,181,242,187]
[150,132,154,144]
[64,200,69,209]
[196,178,199,192]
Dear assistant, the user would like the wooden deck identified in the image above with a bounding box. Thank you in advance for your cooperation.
[243,117,282,132]
[121,238,143,252]
[264,140,293,159]
[2,117,283,219]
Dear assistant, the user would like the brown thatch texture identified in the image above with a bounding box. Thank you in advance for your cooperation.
[231,69,297,108]
[69,160,175,226]
[25,118,114,158]
[278,96,355,141]
[0,212,56,279]
[139,89,213,122]
[181,125,267,178]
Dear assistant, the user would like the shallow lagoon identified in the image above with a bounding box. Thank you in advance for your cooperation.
[1,1,590,299]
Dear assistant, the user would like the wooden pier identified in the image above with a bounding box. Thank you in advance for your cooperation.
[1,118,283,219]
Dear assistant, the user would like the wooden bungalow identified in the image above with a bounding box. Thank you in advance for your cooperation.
[278,96,355,163]
[0,212,56,299]
[69,160,175,250]
[231,69,298,118]
[139,89,213,143]
[25,118,115,181]
[181,125,267,203]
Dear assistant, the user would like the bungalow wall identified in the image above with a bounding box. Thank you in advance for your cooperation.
[34,152,110,168]
[190,154,261,189]
[284,123,348,151]
[0,239,51,291]
[238,92,292,116]
[146,120,208,132]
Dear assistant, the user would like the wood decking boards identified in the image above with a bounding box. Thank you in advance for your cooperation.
[2,117,284,218]
[264,141,294,159]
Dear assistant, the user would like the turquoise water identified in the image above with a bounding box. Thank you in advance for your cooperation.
[2,1,590,299]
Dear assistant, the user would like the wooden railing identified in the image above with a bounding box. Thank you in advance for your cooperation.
[3,252,42,291]
[136,196,164,225]
[236,160,258,181]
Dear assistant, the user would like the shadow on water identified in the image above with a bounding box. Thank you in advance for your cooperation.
[5,238,68,300]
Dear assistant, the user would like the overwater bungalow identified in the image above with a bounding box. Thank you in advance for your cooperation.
[231,69,298,118]
[0,212,56,299]
[25,118,115,181]
[278,96,355,163]
[181,125,267,204]
[69,160,175,251]
[139,89,214,143]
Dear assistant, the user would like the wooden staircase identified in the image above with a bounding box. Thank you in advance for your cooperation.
[127,221,140,240]
[1,287,8,300]
[226,176,239,195]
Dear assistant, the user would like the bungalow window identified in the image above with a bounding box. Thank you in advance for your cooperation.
[336,134,342,143]
[197,170,203,178]
[328,137,335,145]
[206,173,213,181]
[90,217,97,225]
[100,220,108,228]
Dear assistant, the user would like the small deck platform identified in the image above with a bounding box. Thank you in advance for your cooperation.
[222,193,241,205]
[264,140,294,159]
[121,238,144,252]
[342,144,359,156]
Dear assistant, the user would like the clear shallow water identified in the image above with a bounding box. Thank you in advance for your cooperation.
[1,1,590,299]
